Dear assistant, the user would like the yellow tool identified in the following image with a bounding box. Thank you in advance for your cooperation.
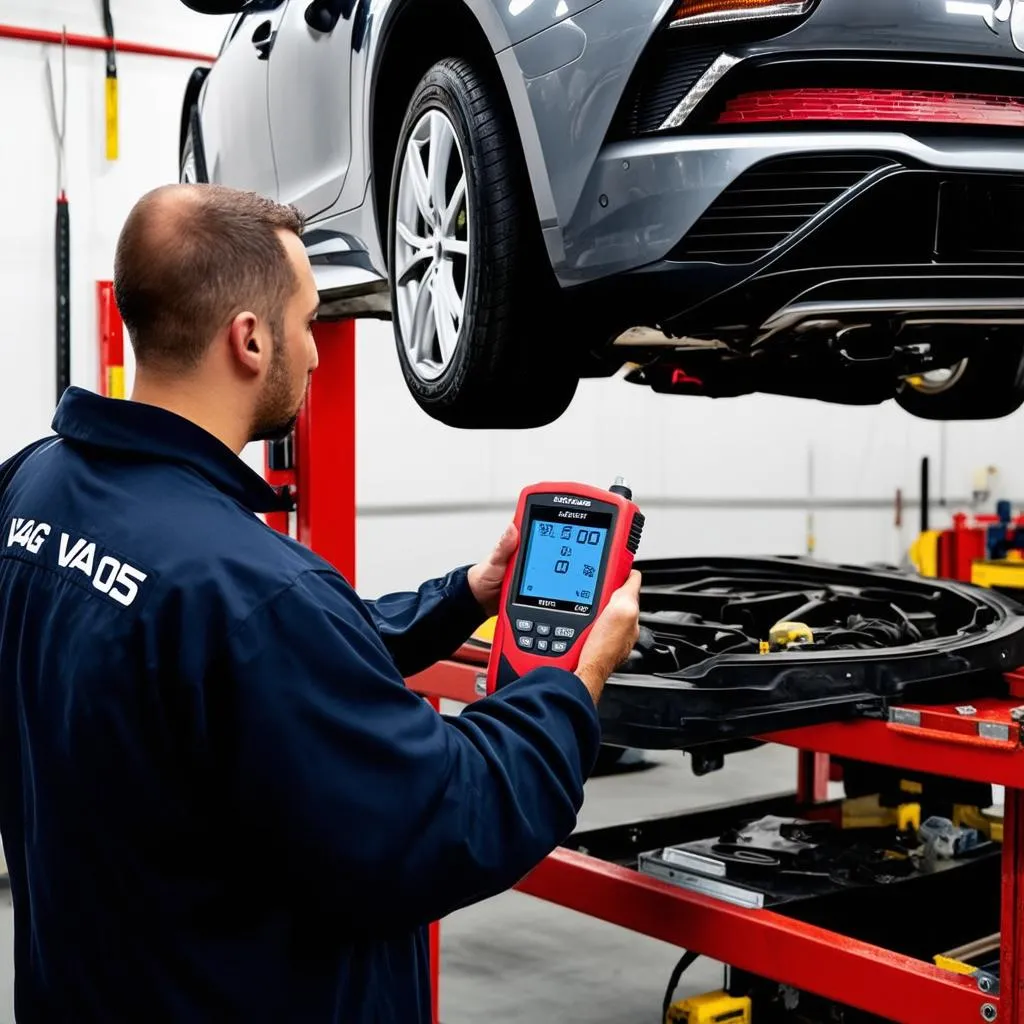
[934,955,977,977]
[908,531,941,578]
[102,0,118,161]
[667,990,752,1024]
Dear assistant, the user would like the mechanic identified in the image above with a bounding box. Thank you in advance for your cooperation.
[0,183,641,1023]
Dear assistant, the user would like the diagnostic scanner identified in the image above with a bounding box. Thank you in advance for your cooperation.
[486,478,644,694]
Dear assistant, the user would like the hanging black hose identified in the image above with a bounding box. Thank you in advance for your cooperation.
[55,195,70,404]
[920,456,930,535]
[661,949,701,1021]
[46,28,70,406]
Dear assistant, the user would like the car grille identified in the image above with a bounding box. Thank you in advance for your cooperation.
[612,43,721,137]
[668,154,898,264]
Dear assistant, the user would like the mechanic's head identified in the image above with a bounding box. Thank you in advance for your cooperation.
[114,183,320,449]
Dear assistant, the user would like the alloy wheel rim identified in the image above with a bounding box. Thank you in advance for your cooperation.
[394,109,471,383]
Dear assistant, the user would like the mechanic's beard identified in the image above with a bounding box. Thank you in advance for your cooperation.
[249,336,304,444]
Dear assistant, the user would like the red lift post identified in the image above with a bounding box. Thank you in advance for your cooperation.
[96,281,125,399]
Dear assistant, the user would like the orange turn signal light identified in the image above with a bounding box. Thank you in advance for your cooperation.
[670,0,812,28]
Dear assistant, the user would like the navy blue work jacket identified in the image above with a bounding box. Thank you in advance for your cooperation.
[0,387,601,1023]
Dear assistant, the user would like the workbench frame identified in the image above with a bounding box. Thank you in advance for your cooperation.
[409,652,1024,1024]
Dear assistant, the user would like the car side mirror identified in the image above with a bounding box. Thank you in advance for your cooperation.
[179,0,248,13]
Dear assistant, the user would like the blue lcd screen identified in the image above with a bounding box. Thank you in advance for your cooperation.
[517,516,610,611]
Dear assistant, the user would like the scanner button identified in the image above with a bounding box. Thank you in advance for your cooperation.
[516,619,534,632]
[554,627,575,639]
[536,640,549,652]
[551,641,568,654]
[518,635,534,649]
[536,623,551,637]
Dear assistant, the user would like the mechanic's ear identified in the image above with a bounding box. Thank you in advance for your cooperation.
[227,311,266,377]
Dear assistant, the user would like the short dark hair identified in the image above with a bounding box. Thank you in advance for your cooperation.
[114,184,306,370]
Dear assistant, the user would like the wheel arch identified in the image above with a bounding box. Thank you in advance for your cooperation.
[178,66,210,162]
[366,0,553,268]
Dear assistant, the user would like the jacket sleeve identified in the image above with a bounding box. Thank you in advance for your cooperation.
[213,568,601,934]
[362,565,489,676]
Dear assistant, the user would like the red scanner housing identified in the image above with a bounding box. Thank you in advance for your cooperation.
[485,480,644,694]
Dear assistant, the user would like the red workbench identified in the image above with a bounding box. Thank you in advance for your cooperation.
[409,648,1024,1024]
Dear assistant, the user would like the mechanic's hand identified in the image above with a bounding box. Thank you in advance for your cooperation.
[575,571,642,705]
[467,523,519,617]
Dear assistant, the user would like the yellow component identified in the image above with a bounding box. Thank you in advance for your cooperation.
[908,531,941,578]
[897,803,921,832]
[472,616,496,643]
[667,990,752,1024]
[106,75,119,161]
[900,779,923,795]
[758,640,770,655]
[934,955,978,977]
[972,560,1024,590]
[953,804,1004,843]
[769,620,813,650]
[841,794,920,832]
[106,365,125,400]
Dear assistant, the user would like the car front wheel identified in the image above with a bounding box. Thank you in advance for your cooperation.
[387,58,578,429]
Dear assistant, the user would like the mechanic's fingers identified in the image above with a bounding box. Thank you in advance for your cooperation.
[493,522,519,563]
[610,571,642,610]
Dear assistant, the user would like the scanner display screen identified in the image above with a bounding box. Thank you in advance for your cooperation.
[517,508,612,613]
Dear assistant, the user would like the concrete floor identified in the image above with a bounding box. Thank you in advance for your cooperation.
[0,744,797,1023]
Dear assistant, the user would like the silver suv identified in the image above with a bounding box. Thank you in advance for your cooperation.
[181,0,1024,427]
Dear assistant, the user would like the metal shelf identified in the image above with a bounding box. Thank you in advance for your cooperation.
[410,651,1024,1023]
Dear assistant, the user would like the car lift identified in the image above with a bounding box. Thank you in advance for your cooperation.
[96,309,1024,1024]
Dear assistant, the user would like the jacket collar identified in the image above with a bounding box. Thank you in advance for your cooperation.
[51,387,293,514]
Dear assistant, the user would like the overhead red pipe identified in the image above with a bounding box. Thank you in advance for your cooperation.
[0,22,216,63]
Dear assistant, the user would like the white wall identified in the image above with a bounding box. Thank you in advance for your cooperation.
[0,2,234,444]
[0,0,1021,598]
[355,321,1020,594]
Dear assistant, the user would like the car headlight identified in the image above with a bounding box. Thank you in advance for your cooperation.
[669,0,813,29]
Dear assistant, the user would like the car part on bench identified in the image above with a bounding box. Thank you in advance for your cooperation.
[598,556,1024,751]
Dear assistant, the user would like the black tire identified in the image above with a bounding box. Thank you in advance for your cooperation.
[179,106,208,184]
[387,58,578,429]
[895,340,1024,420]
